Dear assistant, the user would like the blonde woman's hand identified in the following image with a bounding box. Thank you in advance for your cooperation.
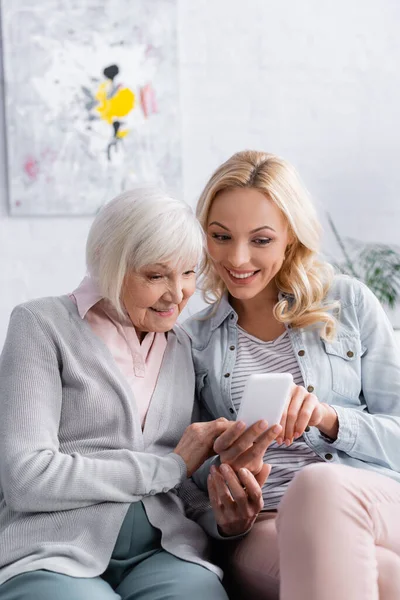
[277,385,339,446]
[208,462,270,536]
[174,418,234,477]
[213,420,282,475]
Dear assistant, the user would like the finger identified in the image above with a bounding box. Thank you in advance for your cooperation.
[293,395,317,438]
[254,463,272,487]
[284,386,307,443]
[278,409,287,445]
[210,466,235,510]
[207,474,225,523]
[215,419,269,462]
[213,420,246,454]
[228,424,281,471]
[219,464,249,513]
[237,468,264,511]
[209,417,234,438]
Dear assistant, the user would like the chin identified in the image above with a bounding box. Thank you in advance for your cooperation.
[227,287,263,300]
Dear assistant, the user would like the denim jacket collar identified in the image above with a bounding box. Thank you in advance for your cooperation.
[210,291,293,332]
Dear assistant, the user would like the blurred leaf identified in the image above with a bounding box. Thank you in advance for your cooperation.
[327,215,400,309]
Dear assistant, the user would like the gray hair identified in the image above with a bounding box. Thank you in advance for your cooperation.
[86,186,204,314]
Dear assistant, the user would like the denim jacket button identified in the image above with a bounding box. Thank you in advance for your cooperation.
[229,408,235,414]
[224,373,231,378]
[307,385,314,393]
[325,453,333,461]
[298,350,305,357]
[347,350,354,358]
[305,426,310,432]
[229,345,235,351]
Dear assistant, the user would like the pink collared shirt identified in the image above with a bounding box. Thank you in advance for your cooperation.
[70,276,167,427]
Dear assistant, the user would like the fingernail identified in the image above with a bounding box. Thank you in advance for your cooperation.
[210,465,217,475]
[259,419,268,431]
[294,432,300,439]
[284,438,291,446]
[276,438,283,445]
[220,464,230,475]
[239,468,249,476]
[236,421,246,431]
[272,425,282,434]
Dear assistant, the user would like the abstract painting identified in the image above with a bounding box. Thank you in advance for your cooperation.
[1,0,180,215]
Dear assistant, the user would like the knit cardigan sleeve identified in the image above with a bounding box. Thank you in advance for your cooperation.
[0,306,187,513]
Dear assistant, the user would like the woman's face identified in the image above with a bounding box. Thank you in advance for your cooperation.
[122,262,197,335]
[207,187,292,302]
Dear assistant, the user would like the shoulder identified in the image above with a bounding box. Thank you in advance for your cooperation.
[325,274,371,307]
[10,296,78,335]
[13,295,74,319]
[181,304,216,344]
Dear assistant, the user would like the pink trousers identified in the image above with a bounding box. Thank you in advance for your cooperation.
[227,464,400,600]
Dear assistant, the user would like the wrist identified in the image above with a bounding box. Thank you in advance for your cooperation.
[317,404,339,440]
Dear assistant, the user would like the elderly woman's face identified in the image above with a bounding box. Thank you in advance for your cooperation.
[121,262,197,335]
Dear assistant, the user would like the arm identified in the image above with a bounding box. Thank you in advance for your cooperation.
[327,282,400,469]
[0,306,198,513]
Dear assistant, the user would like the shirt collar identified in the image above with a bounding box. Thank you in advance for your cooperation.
[209,290,293,331]
[71,275,103,319]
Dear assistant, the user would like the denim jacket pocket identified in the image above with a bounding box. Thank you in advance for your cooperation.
[322,335,365,401]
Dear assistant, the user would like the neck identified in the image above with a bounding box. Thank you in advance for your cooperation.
[230,283,280,321]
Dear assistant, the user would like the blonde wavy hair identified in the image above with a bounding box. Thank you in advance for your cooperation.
[196,150,339,341]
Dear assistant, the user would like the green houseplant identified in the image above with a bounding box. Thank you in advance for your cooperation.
[327,214,400,310]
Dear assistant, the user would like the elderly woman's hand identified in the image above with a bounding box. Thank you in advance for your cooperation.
[208,463,270,536]
[213,420,282,476]
[174,418,234,477]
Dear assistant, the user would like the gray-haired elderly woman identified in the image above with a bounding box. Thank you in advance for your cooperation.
[0,188,271,600]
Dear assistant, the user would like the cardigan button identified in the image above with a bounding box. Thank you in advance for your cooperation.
[229,345,235,351]
[305,426,310,433]
[229,408,235,414]
[298,349,305,357]
[347,350,354,358]
[325,453,333,461]
[307,385,314,393]
[224,373,231,378]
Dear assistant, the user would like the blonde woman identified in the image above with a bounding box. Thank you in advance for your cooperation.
[183,151,400,600]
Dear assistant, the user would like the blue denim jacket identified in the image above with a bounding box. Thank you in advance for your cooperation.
[183,275,400,485]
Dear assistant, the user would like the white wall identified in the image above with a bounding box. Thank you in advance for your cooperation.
[1,0,400,348]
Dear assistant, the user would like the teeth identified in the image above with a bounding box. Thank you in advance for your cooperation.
[228,270,256,279]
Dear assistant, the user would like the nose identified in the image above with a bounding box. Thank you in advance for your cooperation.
[164,279,184,305]
[228,242,251,268]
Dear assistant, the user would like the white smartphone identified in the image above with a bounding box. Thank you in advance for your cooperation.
[236,373,293,427]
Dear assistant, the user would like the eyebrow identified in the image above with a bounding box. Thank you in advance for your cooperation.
[208,221,276,233]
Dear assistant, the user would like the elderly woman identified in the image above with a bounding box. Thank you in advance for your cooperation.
[0,187,271,600]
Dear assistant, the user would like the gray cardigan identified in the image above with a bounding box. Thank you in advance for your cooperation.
[0,296,222,584]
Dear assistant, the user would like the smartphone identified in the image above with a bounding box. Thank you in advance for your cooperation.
[236,373,293,427]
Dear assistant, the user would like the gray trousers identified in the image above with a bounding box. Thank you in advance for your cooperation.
[0,503,228,600]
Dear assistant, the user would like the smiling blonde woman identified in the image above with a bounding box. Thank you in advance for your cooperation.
[183,151,400,600]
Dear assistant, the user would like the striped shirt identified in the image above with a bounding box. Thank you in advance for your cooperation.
[231,327,323,510]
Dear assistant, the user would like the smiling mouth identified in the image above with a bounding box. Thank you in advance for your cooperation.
[225,268,260,280]
[150,306,175,314]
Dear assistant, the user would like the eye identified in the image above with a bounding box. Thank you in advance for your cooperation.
[148,274,163,281]
[211,233,231,242]
[183,269,196,276]
[252,237,272,246]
